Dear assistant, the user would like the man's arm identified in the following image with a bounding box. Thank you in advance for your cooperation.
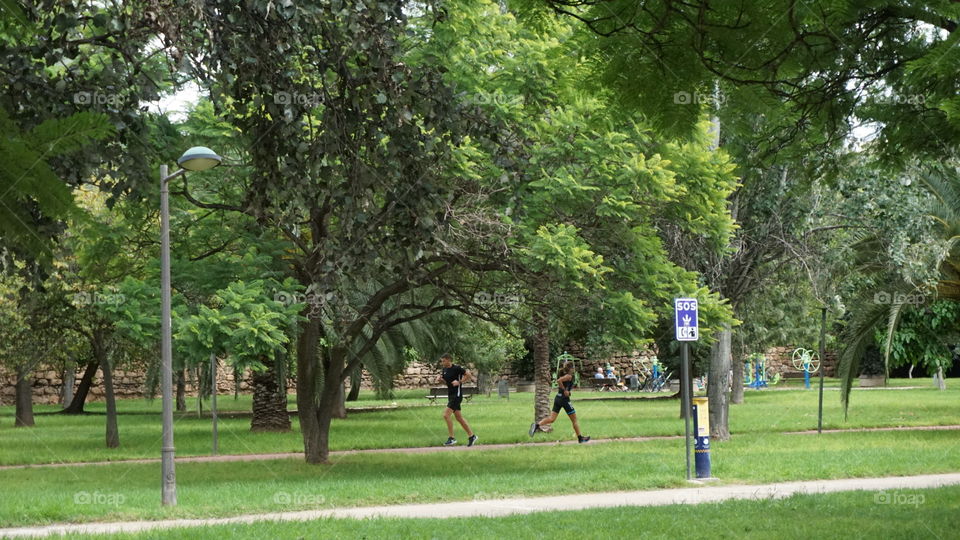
[558,373,572,396]
[458,369,473,386]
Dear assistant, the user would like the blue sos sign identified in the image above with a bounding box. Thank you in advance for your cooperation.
[674,298,699,341]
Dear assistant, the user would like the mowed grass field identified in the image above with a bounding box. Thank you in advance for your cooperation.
[0,382,957,528]
[0,380,956,466]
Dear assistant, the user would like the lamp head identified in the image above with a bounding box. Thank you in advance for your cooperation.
[177,146,222,172]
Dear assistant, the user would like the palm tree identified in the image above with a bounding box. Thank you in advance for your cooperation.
[839,168,960,412]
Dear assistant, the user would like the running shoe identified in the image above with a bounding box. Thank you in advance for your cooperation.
[578,435,591,444]
[528,422,540,437]
[443,437,456,446]
[467,434,478,447]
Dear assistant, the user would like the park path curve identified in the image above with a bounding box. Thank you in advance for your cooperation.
[1,472,959,538]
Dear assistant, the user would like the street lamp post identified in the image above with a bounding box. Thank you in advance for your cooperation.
[159,146,221,506]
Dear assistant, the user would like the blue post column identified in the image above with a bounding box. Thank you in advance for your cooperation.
[804,361,811,389]
[691,397,712,478]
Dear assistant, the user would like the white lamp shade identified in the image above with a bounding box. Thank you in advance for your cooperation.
[177,146,222,172]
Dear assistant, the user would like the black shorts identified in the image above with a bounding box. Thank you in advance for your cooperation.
[552,394,575,415]
[446,396,463,411]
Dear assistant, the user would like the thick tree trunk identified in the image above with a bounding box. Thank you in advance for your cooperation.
[346,365,361,402]
[60,361,76,407]
[731,333,744,405]
[251,355,291,432]
[708,325,732,441]
[14,369,34,427]
[175,369,187,412]
[61,360,99,414]
[297,317,323,464]
[334,378,347,419]
[316,346,346,463]
[532,308,551,422]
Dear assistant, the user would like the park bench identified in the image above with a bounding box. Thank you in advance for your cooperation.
[426,386,479,404]
[586,377,619,391]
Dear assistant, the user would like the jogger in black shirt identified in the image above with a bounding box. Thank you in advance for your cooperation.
[438,353,478,446]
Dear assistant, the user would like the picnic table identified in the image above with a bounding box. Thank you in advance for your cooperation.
[425,386,479,404]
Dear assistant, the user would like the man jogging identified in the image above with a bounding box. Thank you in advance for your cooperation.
[438,353,478,447]
[529,361,590,443]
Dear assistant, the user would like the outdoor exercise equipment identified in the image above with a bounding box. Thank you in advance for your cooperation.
[792,348,821,389]
[553,351,582,387]
[744,353,778,389]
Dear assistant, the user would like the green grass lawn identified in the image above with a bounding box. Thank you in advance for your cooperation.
[67,484,960,540]
[1,384,957,466]
[0,429,958,527]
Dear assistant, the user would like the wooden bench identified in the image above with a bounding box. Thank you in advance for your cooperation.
[426,386,479,404]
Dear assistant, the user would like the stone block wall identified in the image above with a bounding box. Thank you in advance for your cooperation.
[0,345,836,405]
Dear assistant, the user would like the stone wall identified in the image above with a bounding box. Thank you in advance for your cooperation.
[0,345,836,405]
[0,363,283,406]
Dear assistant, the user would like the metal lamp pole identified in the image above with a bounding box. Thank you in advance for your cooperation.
[159,147,221,506]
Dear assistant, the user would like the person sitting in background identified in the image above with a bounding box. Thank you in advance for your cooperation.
[594,367,605,379]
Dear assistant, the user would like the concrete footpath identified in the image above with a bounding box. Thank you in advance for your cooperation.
[2,472,959,538]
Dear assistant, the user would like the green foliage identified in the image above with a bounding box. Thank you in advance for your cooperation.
[879,300,960,376]
[176,280,303,373]
[0,107,112,267]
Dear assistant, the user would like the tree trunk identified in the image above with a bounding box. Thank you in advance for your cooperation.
[316,345,346,463]
[334,378,347,419]
[532,308,551,422]
[60,360,76,408]
[175,369,187,412]
[251,355,291,432]
[100,358,120,448]
[346,364,361,402]
[708,324,732,441]
[936,366,946,390]
[14,368,34,427]
[61,360,99,414]
[731,332,744,405]
[296,317,323,464]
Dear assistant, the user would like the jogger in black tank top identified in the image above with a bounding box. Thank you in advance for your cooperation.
[529,361,590,443]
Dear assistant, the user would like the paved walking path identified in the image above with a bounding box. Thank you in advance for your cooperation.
[3,424,958,471]
[2,472,958,538]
